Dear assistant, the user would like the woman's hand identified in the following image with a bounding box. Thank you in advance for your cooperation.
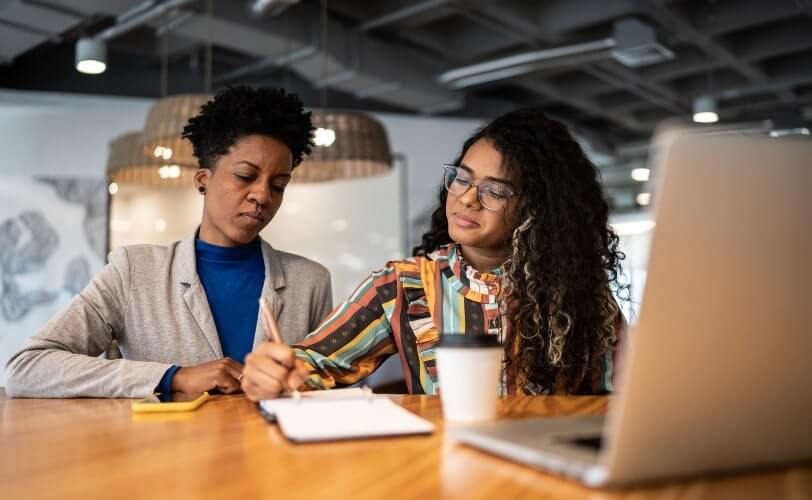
[171,358,244,394]
[241,343,310,402]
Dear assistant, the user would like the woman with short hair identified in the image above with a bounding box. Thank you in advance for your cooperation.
[6,86,333,398]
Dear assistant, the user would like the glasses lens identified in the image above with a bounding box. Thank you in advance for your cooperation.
[479,183,511,210]
[444,166,471,195]
[443,166,457,190]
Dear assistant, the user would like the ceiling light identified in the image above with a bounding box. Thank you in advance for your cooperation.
[107,131,194,187]
[631,167,650,182]
[636,192,651,206]
[313,127,336,147]
[141,94,213,168]
[75,38,106,75]
[693,95,719,123]
[158,165,182,179]
[612,220,655,236]
[768,127,810,138]
[295,111,392,182]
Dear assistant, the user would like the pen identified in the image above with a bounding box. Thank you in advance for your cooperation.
[258,297,302,401]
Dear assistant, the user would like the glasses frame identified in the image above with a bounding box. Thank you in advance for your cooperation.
[442,164,515,211]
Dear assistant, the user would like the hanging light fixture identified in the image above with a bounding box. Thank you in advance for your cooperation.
[294,0,393,182]
[107,131,196,187]
[139,0,214,169]
[295,111,392,182]
[75,37,106,74]
[693,95,719,124]
[140,93,212,168]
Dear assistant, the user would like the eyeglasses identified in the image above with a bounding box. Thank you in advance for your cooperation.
[442,164,515,211]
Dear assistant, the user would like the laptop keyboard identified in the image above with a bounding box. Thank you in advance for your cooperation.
[568,436,603,450]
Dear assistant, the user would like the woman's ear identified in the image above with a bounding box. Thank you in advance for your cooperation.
[194,168,210,195]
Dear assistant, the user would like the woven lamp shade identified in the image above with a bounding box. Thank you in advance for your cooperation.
[107,131,196,187]
[294,111,393,182]
[140,94,212,168]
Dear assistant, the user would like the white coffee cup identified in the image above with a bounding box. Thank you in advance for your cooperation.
[435,334,502,423]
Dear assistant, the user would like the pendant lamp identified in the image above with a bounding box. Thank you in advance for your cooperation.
[139,93,212,168]
[294,0,393,182]
[107,131,196,187]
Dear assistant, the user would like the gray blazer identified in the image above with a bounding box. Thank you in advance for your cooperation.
[4,236,332,398]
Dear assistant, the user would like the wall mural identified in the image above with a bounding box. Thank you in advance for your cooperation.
[0,177,107,384]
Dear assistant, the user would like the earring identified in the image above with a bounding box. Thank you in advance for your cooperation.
[198,186,206,194]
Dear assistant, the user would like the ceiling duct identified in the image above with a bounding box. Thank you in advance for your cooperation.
[610,18,674,68]
[438,18,674,89]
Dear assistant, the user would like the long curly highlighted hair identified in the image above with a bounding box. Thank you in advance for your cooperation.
[414,107,627,394]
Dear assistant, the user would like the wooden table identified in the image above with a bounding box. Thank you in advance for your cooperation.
[1,389,808,499]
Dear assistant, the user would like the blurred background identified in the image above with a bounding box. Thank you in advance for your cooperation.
[1,0,811,385]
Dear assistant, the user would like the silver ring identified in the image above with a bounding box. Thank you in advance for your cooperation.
[238,373,245,382]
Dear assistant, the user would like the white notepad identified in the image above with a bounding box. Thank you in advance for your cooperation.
[259,387,371,419]
[259,389,434,442]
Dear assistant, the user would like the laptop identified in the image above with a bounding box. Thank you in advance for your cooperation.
[450,131,812,487]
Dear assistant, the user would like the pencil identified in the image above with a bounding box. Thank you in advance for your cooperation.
[258,297,284,344]
[258,297,301,400]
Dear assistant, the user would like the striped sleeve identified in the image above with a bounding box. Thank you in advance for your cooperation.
[293,271,398,390]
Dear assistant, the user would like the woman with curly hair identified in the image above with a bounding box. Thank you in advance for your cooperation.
[242,106,626,399]
[6,86,333,398]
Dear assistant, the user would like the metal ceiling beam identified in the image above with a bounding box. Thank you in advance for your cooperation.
[460,1,551,44]
[534,0,637,41]
[714,68,812,101]
[584,62,686,114]
[722,96,812,123]
[516,76,648,133]
[452,4,537,48]
[734,19,812,63]
[176,3,463,113]
[699,0,803,36]
[641,49,717,83]
[214,46,317,85]
[358,0,451,32]
[640,1,796,103]
[392,28,457,62]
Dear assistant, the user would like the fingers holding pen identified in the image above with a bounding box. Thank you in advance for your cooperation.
[243,343,309,399]
[288,358,310,389]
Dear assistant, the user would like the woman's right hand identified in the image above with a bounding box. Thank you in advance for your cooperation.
[241,342,310,402]
[171,358,244,394]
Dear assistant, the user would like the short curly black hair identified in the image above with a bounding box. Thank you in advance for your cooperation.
[182,85,313,169]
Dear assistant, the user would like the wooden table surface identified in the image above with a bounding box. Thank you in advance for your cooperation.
[0,389,808,500]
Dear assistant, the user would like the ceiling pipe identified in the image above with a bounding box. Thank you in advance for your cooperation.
[94,0,197,42]
[250,0,300,17]
[438,19,674,89]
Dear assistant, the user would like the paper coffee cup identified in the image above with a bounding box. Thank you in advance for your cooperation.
[435,334,502,423]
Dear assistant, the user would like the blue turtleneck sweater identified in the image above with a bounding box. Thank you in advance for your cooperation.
[156,238,265,397]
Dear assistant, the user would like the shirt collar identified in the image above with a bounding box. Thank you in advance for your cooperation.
[434,243,505,304]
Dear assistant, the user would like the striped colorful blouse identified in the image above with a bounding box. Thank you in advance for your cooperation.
[294,243,621,395]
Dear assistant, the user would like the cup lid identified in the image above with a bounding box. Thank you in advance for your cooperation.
[435,334,501,348]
